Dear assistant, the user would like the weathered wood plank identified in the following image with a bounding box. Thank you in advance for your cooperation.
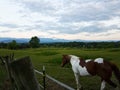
[11,56,40,90]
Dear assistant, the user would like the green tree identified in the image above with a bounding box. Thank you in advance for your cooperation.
[8,40,18,49]
[29,36,40,48]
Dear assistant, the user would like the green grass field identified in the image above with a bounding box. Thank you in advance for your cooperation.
[0,48,120,90]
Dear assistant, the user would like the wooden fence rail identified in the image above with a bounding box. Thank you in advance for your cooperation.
[35,69,75,90]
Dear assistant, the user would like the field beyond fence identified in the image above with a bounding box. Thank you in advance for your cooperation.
[0,48,120,90]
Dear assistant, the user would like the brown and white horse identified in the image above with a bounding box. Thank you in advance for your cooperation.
[61,55,120,90]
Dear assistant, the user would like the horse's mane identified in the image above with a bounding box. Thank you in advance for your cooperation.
[69,55,79,60]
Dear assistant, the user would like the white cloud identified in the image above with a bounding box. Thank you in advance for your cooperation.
[51,29,120,40]
[99,16,120,27]
[0,0,120,40]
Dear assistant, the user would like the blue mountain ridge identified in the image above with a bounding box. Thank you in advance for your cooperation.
[0,37,119,43]
[0,37,75,43]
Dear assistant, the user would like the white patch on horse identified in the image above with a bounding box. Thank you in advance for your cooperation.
[78,65,90,76]
[94,58,104,64]
[85,59,91,63]
[69,55,90,76]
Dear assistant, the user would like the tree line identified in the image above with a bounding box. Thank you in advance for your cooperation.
[0,36,40,49]
[0,36,120,49]
[41,41,120,48]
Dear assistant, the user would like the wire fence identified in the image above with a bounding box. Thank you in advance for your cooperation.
[35,66,75,90]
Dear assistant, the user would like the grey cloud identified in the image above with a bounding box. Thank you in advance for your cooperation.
[32,19,120,34]
[59,1,120,22]
[11,0,120,35]
[0,23,19,28]
[0,30,10,33]
[107,25,120,30]
[17,0,120,22]
[20,0,56,14]
[56,25,104,34]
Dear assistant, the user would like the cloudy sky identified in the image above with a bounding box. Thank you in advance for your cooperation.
[0,0,120,40]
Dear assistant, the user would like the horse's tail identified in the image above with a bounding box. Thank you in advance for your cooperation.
[110,62,120,84]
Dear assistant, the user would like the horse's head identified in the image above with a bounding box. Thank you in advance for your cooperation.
[61,55,71,67]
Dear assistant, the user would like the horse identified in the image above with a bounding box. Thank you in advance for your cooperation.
[61,55,120,90]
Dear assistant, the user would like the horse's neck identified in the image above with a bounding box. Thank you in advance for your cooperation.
[79,59,86,67]
[70,56,80,65]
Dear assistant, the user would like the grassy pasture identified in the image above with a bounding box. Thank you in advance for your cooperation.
[0,48,120,90]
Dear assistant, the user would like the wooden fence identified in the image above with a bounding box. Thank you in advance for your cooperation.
[0,55,75,90]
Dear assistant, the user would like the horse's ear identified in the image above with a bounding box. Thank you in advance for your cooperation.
[62,55,65,57]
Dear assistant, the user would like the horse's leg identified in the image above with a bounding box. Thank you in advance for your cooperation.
[74,73,82,90]
[105,79,118,89]
[100,80,106,90]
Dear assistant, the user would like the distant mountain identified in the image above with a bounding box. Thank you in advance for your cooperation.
[0,37,119,43]
[0,37,72,43]
[40,38,71,43]
[0,38,29,43]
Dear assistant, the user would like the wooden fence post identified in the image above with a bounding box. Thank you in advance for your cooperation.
[10,56,40,90]
[4,56,15,90]
[43,66,46,90]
